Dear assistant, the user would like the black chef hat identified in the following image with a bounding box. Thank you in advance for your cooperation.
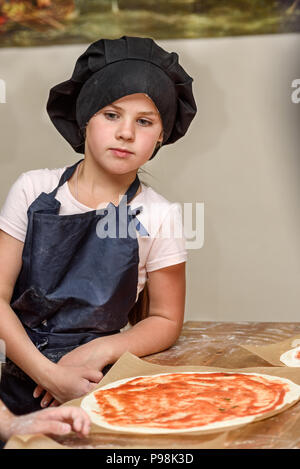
[46,36,197,160]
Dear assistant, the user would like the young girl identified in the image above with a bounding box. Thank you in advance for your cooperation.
[0,36,197,415]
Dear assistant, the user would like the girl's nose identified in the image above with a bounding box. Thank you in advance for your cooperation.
[116,119,135,141]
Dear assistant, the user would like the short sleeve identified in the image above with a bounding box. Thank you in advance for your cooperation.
[0,173,28,242]
[146,203,187,272]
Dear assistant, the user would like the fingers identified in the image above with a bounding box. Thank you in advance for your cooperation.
[38,406,91,436]
[71,408,91,436]
[49,400,60,407]
[40,391,55,408]
[72,410,91,436]
[33,384,45,399]
[34,420,72,436]
[34,387,59,407]
[84,368,103,384]
[34,366,103,407]
[87,380,101,393]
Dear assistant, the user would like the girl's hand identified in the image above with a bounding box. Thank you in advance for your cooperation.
[58,339,113,370]
[34,339,113,407]
[4,406,91,441]
[35,364,103,406]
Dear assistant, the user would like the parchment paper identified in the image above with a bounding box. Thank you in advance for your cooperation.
[240,334,300,367]
[4,434,70,449]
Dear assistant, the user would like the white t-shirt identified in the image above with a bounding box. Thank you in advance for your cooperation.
[0,166,187,301]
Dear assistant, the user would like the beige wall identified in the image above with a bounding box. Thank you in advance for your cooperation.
[0,33,299,322]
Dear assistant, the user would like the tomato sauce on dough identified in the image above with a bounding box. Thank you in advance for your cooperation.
[94,373,288,429]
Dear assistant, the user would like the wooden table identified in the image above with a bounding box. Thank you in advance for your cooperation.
[53,321,300,449]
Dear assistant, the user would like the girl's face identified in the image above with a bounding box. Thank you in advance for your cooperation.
[85,93,163,175]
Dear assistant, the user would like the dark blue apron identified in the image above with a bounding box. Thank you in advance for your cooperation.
[0,158,148,415]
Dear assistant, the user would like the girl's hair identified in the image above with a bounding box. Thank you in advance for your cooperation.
[128,281,149,326]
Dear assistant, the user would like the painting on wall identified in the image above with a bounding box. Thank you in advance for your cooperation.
[0,0,299,47]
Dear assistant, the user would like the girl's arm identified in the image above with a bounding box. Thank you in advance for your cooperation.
[0,229,53,382]
[0,230,102,402]
[102,261,186,360]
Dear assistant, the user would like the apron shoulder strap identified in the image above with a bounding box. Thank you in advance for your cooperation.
[123,174,141,204]
[48,159,83,198]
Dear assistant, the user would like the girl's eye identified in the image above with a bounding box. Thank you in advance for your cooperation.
[103,112,152,126]
[137,118,152,126]
[104,112,118,120]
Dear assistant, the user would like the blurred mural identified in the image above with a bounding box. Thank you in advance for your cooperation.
[0,0,299,47]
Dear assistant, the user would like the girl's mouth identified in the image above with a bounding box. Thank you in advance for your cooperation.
[110,148,133,158]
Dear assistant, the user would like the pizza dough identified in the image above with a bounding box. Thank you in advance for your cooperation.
[81,371,300,434]
[280,346,300,367]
